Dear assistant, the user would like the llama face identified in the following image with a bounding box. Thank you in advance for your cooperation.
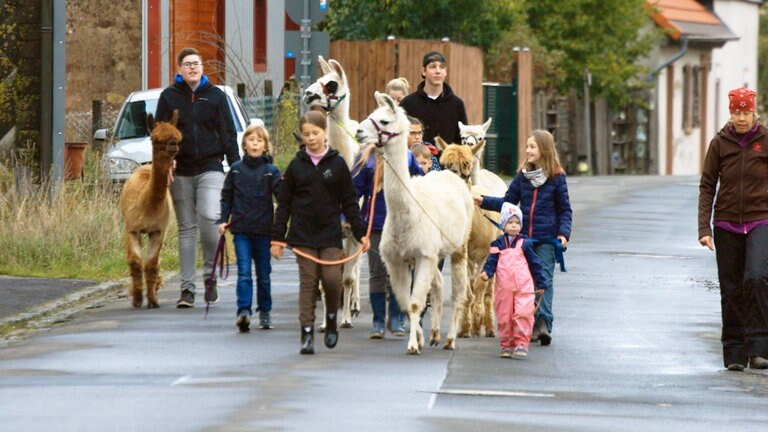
[149,117,182,160]
[304,56,348,112]
[459,118,492,146]
[356,92,404,148]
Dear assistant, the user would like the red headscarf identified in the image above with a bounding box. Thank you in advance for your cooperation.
[728,88,756,113]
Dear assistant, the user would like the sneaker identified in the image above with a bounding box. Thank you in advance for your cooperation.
[258,311,273,329]
[727,363,746,372]
[531,325,540,343]
[204,279,219,304]
[236,310,251,333]
[176,289,195,308]
[500,348,513,358]
[512,345,528,359]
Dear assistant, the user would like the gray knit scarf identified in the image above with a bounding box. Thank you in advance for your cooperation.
[523,167,547,188]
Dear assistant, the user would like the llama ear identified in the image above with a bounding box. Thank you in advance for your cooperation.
[170,109,179,127]
[147,113,156,131]
[458,121,466,133]
[318,56,333,74]
[329,59,346,82]
[435,136,448,151]
[470,138,487,157]
[482,118,492,133]
[374,91,397,112]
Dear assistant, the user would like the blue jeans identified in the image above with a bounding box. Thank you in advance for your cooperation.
[233,234,272,315]
[533,242,556,331]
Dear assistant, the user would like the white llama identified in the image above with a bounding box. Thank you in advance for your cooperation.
[356,91,474,354]
[304,56,363,328]
[459,118,508,195]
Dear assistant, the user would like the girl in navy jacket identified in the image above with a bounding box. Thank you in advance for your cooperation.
[475,130,573,346]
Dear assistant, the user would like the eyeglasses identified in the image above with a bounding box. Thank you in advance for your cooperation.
[181,61,202,69]
[409,131,423,136]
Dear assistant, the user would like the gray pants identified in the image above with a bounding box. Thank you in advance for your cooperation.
[170,172,224,293]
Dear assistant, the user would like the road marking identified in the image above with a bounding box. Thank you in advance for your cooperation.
[432,389,555,398]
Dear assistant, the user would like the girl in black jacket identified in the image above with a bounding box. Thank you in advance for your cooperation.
[271,111,368,355]
[218,125,281,333]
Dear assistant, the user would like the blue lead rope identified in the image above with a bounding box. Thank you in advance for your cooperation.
[529,238,567,272]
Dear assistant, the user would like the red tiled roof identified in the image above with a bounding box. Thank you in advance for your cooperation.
[646,0,737,42]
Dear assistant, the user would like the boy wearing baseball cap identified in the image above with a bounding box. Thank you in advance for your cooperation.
[400,50,468,145]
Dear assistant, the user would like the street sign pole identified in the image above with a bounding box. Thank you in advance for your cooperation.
[300,0,311,114]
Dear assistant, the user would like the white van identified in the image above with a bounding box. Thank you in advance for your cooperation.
[94,85,263,182]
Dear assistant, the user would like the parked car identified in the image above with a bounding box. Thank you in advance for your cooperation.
[94,85,263,182]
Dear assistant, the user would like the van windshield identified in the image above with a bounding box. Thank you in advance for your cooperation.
[115,99,158,139]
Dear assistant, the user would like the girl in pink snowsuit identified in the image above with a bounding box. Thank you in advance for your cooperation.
[480,203,546,359]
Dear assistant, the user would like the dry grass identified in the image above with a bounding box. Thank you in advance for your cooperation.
[0,150,179,280]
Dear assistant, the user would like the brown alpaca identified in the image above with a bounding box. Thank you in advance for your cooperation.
[119,110,181,308]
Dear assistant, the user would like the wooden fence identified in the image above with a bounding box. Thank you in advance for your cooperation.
[329,39,484,126]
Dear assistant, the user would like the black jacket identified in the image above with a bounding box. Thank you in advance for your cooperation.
[155,74,240,176]
[272,148,365,249]
[218,155,281,235]
[400,81,468,145]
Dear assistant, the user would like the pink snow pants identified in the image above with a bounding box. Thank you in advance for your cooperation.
[493,243,535,349]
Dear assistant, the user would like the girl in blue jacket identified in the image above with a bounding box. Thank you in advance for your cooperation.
[218,125,282,332]
[475,129,572,346]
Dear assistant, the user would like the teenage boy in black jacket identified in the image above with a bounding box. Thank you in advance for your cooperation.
[400,50,468,146]
[155,47,240,308]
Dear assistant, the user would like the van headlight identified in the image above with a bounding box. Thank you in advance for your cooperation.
[107,158,140,175]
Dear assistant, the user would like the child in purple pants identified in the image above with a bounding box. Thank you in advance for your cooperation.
[480,203,546,359]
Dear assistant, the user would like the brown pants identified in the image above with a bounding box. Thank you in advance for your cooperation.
[296,247,344,328]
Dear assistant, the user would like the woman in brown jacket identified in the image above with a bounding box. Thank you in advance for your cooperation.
[698,87,768,372]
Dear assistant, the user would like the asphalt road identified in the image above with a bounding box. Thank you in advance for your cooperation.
[1,175,767,432]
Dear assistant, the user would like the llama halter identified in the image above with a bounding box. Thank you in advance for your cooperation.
[461,135,484,146]
[320,81,347,112]
[367,117,401,148]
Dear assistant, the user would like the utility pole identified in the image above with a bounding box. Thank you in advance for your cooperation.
[583,68,592,174]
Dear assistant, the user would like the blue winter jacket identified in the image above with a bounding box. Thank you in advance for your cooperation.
[482,172,572,241]
[218,154,281,235]
[353,151,424,231]
[482,234,547,288]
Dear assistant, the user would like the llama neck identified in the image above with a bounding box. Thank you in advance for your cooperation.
[381,133,414,213]
[146,159,171,204]
[328,100,357,168]
[470,157,482,186]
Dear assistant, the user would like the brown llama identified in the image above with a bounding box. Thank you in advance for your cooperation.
[119,110,181,308]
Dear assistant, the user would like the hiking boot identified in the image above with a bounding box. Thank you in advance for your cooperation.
[258,311,273,330]
[531,325,540,343]
[204,279,219,304]
[512,345,528,359]
[727,363,746,372]
[324,313,338,349]
[537,320,551,346]
[300,327,314,355]
[499,347,513,358]
[176,289,195,308]
[749,356,768,369]
[236,309,251,333]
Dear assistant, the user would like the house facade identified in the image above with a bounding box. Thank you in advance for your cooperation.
[646,0,763,175]
[142,0,292,97]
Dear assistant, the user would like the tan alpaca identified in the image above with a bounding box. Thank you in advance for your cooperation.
[437,135,506,338]
[119,110,181,308]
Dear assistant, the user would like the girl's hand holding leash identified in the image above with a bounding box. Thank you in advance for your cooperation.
[699,235,714,251]
[479,272,489,282]
[218,223,228,235]
[270,244,284,259]
[472,193,483,205]
[360,236,371,253]
[557,234,568,249]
